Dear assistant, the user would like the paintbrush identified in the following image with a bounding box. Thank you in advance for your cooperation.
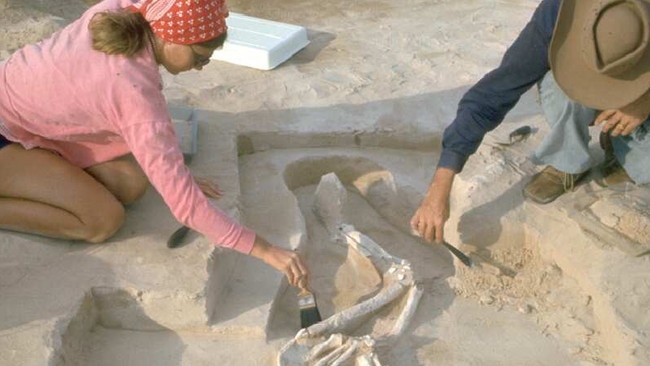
[298,288,322,328]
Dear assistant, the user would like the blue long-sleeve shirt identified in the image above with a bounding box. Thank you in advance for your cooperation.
[439,0,561,172]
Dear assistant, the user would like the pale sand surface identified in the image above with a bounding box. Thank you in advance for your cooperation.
[1,0,650,365]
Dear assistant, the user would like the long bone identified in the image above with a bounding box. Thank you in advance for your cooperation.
[329,339,359,366]
[306,333,344,361]
[313,341,350,366]
[303,274,408,337]
[278,173,422,365]
[278,248,418,365]
[337,224,406,272]
[376,284,423,344]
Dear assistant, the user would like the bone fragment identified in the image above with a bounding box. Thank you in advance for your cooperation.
[313,343,348,366]
[339,224,405,265]
[378,284,423,343]
[330,339,359,366]
[307,333,344,361]
[357,352,382,366]
[313,173,348,240]
[304,280,408,337]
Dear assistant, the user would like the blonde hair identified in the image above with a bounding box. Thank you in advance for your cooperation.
[89,11,149,57]
[89,10,228,57]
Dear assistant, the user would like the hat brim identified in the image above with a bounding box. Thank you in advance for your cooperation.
[549,0,650,110]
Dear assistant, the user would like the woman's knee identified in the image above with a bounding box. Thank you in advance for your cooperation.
[81,199,126,243]
[118,166,148,204]
[86,156,149,205]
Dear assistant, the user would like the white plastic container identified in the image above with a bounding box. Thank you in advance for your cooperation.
[211,12,310,70]
[169,106,198,163]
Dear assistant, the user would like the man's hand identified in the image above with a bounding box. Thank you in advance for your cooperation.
[410,167,455,243]
[595,91,650,137]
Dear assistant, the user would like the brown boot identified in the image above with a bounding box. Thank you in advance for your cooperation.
[596,132,635,187]
[596,157,635,187]
[523,166,588,204]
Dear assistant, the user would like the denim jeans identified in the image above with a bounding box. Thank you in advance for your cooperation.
[532,72,650,184]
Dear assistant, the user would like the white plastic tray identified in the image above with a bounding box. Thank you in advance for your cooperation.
[211,12,309,70]
[169,106,198,163]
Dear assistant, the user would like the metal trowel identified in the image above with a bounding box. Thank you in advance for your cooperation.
[495,125,533,146]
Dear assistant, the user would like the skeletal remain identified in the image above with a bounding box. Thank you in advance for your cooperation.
[277,173,422,366]
[378,284,423,345]
[329,339,358,366]
[304,275,407,337]
[312,172,348,242]
[307,334,344,361]
[338,224,405,265]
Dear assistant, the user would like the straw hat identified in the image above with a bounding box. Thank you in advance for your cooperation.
[549,0,650,110]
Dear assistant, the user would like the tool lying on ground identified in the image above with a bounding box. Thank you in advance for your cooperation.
[495,125,532,146]
[167,225,190,248]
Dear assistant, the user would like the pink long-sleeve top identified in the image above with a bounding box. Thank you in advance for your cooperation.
[0,0,255,254]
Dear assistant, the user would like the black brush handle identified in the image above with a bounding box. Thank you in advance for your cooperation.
[442,241,472,267]
[167,226,190,248]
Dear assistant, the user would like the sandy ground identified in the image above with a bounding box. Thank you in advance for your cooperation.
[1,0,650,365]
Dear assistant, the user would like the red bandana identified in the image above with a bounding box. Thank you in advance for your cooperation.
[129,0,228,45]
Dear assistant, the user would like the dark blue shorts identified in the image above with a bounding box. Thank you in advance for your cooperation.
[0,133,11,150]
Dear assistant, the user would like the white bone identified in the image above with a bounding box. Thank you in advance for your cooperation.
[330,339,359,366]
[313,172,348,241]
[338,224,403,264]
[313,343,348,366]
[357,352,382,366]
[307,333,344,361]
[279,172,423,366]
[378,284,423,343]
[304,280,408,337]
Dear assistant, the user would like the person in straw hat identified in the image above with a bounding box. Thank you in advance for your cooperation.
[411,0,650,243]
[0,0,311,289]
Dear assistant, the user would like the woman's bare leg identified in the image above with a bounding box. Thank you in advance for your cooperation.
[0,144,125,242]
[85,154,149,205]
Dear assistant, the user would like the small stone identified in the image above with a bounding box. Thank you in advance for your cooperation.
[479,295,495,305]
[481,263,501,276]
[518,304,534,314]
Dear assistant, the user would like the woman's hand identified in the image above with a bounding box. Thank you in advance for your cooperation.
[249,235,310,290]
[194,176,222,199]
[410,168,455,243]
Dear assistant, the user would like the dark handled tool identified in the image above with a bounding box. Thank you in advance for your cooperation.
[442,241,472,267]
[411,228,472,267]
[167,226,191,248]
[495,125,532,146]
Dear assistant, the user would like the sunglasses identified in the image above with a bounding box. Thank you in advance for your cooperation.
[190,45,212,68]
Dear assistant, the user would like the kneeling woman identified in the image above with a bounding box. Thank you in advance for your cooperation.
[0,0,310,289]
